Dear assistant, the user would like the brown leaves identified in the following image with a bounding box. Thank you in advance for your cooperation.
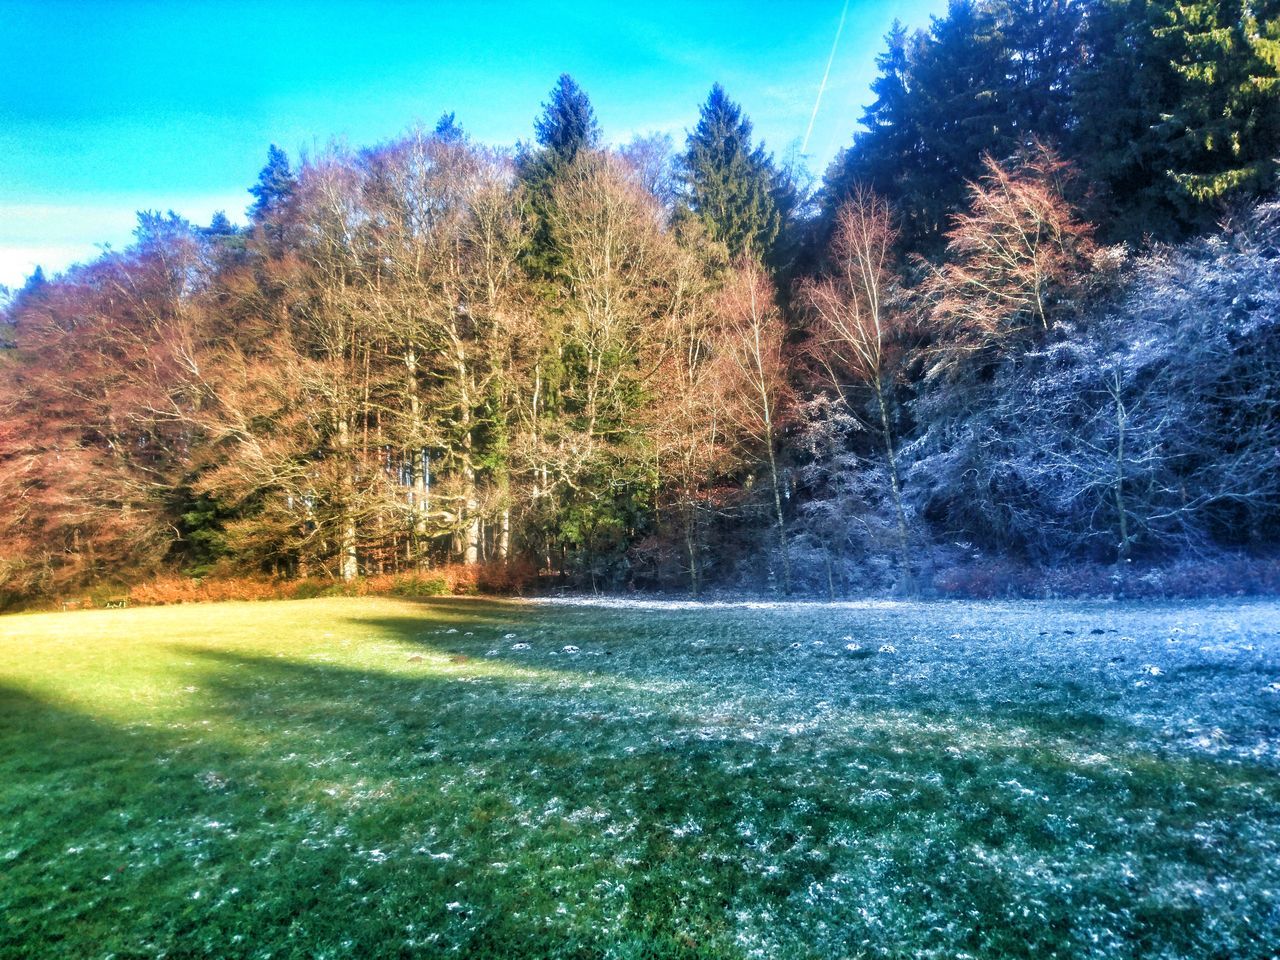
[712,259,793,452]
[925,140,1096,362]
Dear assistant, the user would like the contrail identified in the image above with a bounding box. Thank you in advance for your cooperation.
[802,0,850,155]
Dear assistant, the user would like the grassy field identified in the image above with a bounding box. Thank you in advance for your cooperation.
[1,596,1279,959]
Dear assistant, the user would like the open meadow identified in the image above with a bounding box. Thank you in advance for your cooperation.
[2,596,1279,959]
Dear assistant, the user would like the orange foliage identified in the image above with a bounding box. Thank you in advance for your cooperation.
[119,561,537,608]
[927,140,1096,356]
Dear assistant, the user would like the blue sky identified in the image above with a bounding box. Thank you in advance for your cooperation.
[0,0,946,288]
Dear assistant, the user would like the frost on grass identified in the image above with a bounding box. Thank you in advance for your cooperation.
[486,598,1280,955]
[2,596,1279,958]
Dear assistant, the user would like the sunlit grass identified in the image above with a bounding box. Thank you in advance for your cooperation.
[2,596,1279,958]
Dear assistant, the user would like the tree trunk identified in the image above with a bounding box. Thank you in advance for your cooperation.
[876,382,912,593]
[340,519,358,582]
[456,344,481,566]
[766,442,791,596]
[685,502,701,598]
[1113,376,1130,586]
[406,348,428,556]
[336,416,359,582]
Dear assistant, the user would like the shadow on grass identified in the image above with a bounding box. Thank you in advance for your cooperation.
[5,615,1280,960]
[0,682,259,959]
[0,659,770,959]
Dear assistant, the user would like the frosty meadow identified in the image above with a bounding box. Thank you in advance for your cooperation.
[2,595,1279,957]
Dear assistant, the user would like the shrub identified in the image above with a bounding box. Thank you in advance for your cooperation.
[389,574,449,598]
[108,561,538,609]
[288,578,330,600]
[931,553,1280,600]
[128,576,284,605]
[476,558,539,595]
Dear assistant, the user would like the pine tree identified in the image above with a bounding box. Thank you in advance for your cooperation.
[198,210,245,259]
[434,111,465,143]
[823,1,1010,253]
[997,0,1083,136]
[204,211,236,236]
[679,84,782,260]
[1154,0,1280,211]
[532,73,601,166]
[825,0,1091,255]
[1072,0,1182,239]
[247,144,296,225]
[825,22,921,219]
[906,0,1016,246]
[517,75,603,276]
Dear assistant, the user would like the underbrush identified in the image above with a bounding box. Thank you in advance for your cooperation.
[95,560,538,608]
[932,554,1280,599]
[30,553,1280,610]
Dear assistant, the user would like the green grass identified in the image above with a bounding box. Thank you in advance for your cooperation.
[2,596,1279,959]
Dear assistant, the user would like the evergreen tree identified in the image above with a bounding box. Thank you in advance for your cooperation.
[1075,0,1280,238]
[1154,0,1280,212]
[679,84,782,260]
[768,157,808,275]
[199,210,246,260]
[824,22,921,226]
[905,0,1015,246]
[517,74,603,275]
[825,0,1090,254]
[247,144,297,225]
[434,111,465,142]
[823,1,1016,253]
[854,21,919,194]
[532,73,601,166]
[996,0,1083,138]
[1072,0,1170,237]
[20,265,46,296]
[204,210,236,236]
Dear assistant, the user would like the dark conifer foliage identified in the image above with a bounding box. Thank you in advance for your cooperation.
[1153,0,1280,210]
[434,111,465,142]
[532,73,601,164]
[679,84,785,261]
[1071,0,1182,238]
[247,144,297,224]
[824,0,1280,252]
[517,74,605,277]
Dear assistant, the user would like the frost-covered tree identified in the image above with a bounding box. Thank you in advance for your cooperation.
[792,396,907,596]
[801,189,913,584]
[906,201,1280,567]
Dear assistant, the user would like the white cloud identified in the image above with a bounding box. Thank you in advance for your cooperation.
[0,244,101,289]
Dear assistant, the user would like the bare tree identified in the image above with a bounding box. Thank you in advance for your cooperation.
[620,132,677,211]
[715,259,793,594]
[646,227,728,594]
[802,188,912,582]
[925,141,1096,370]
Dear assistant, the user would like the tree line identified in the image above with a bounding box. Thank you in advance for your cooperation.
[2,0,1278,603]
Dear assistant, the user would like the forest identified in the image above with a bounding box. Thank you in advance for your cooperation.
[2,0,1278,604]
